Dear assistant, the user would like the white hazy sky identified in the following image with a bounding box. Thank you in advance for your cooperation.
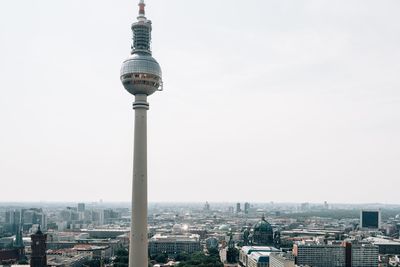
[0,0,399,203]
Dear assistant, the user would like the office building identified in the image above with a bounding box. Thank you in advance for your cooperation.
[236,203,241,213]
[294,242,379,267]
[247,251,271,267]
[269,253,295,267]
[244,202,250,214]
[364,237,400,255]
[239,246,280,267]
[148,234,201,256]
[294,244,346,267]
[351,244,378,267]
[360,210,381,229]
[77,203,85,212]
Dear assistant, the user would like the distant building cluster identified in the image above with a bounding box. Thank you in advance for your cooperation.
[0,203,399,266]
[0,202,126,266]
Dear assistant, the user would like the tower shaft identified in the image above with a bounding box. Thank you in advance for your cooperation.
[129,94,149,267]
[121,0,162,264]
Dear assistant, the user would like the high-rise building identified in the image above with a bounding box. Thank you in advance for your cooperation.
[103,209,120,224]
[60,207,78,226]
[244,202,250,214]
[236,203,241,213]
[294,244,346,267]
[37,213,47,231]
[20,209,46,231]
[23,210,35,225]
[294,242,379,267]
[5,210,22,234]
[360,210,381,230]
[350,244,379,267]
[77,203,85,212]
[120,1,163,266]
[5,210,15,225]
[363,237,400,254]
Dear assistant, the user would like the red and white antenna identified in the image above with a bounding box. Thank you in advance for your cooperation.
[138,0,146,20]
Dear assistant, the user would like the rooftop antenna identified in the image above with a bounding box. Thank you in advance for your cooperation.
[138,0,146,21]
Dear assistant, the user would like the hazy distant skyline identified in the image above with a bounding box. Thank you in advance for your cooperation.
[1,0,399,203]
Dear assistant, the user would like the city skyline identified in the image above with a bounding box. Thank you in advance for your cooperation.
[1,0,399,203]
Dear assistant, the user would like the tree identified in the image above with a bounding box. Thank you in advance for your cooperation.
[177,251,223,267]
[174,252,189,262]
[154,253,169,264]
[114,248,129,267]
[207,248,219,256]
[83,259,101,267]
[114,249,153,267]
[226,247,239,264]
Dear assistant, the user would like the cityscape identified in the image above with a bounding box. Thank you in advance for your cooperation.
[1,202,400,266]
[1,0,400,267]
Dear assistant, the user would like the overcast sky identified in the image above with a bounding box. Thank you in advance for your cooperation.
[0,0,399,203]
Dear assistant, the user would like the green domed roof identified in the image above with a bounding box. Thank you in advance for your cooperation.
[253,215,273,232]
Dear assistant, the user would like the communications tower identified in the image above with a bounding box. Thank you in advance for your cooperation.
[120,1,163,266]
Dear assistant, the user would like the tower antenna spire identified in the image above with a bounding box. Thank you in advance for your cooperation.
[138,0,146,20]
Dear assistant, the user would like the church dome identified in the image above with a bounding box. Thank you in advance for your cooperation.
[252,215,274,246]
[172,224,182,234]
[218,224,230,232]
[253,215,273,232]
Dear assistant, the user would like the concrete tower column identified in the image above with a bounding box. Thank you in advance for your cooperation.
[120,1,162,266]
[130,94,149,267]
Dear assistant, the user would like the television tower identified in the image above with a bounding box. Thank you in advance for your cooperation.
[120,1,163,266]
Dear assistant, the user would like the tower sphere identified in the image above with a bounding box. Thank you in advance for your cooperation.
[120,0,162,96]
[120,53,162,96]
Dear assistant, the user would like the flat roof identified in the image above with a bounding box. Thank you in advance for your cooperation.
[365,237,400,246]
[249,251,271,263]
[149,234,200,243]
[241,246,279,254]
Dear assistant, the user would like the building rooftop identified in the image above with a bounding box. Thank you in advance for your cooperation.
[241,246,279,254]
[365,237,400,245]
[249,251,272,263]
[149,234,200,243]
